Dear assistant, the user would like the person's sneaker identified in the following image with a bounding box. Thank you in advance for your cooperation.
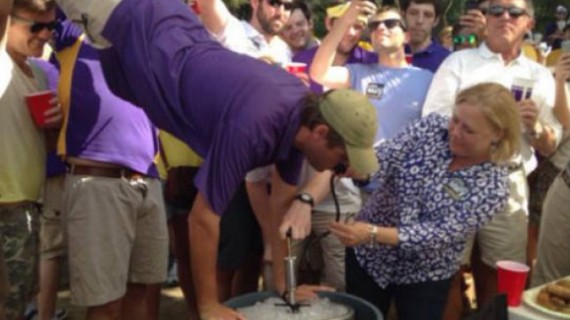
[23,302,37,320]
[165,261,179,287]
[54,308,69,320]
[23,302,68,320]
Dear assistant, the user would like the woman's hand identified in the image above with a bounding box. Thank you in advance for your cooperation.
[329,221,370,246]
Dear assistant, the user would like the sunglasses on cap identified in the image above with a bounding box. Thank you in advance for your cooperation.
[487,5,528,18]
[267,0,295,11]
[368,19,402,31]
[453,34,477,45]
[11,15,59,33]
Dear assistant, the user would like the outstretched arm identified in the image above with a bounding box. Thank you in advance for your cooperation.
[197,0,231,37]
[310,0,375,89]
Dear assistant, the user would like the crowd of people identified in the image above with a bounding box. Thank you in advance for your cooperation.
[1,0,570,320]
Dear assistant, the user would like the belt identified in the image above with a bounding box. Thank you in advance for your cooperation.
[562,169,570,188]
[0,201,39,209]
[68,164,145,179]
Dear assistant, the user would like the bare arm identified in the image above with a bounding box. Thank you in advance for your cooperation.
[310,0,375,89]
[188,192,245,320]
[196,0,231,36]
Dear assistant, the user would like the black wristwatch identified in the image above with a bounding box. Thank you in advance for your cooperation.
[294,192,314,207]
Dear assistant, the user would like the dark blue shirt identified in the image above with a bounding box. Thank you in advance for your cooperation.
[408,41,451,73]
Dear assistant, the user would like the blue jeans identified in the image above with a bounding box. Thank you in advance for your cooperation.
[346,248,452,320]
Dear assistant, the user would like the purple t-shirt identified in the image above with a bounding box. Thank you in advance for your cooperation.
[53,21,159,177]
[100,0,308,215]
[408,41,451,73]
[293,46,378,94]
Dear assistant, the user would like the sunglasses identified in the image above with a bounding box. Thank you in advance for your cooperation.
[453,34,477,45]
[368,19,402,31]
[267,0,295,11]
[11,15,59,33]
[487,5,528,18]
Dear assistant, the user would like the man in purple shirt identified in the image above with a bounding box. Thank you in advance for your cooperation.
[50,19,167,320]
[403,0,450,73]
[293,2,377,93]
[56,0,379,318]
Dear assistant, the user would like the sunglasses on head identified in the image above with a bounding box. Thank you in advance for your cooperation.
[11,15,59,33]
[267,0,295,11]
[453,34,477,45]
[368,19,402,31]
[487,5,528,18]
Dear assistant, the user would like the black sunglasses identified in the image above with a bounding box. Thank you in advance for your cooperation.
[368,19,402,31]
[12,15,59,33]
[267,0,295,11]
[487,5,528,18]
[453,34,477,45]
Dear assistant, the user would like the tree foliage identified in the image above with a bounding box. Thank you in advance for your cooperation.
[224,0,570,39]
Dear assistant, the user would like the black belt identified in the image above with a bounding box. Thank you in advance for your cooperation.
[68,164,145,179]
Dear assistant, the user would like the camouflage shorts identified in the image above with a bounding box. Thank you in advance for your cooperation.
[0,202,40,320]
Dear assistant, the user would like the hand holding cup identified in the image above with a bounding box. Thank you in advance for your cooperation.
[25,91,62,128]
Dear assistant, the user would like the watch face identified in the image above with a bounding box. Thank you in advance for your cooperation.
[296,193,314,206]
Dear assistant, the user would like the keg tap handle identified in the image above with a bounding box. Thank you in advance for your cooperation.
[284,228,299,311]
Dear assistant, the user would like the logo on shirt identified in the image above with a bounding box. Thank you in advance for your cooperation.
[443,178,468,200]
[365,83,384,100]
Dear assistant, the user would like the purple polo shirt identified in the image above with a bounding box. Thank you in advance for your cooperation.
[408,41,450,73]
[99,0,308,215]
[54,21,159,177]
[293,46,378,93]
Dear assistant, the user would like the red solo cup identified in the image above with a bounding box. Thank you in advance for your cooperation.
[190,1,200,14]
[496,260,530,307]
[25,90,54,127]
[285,62,307,74]
[405,53,413,65]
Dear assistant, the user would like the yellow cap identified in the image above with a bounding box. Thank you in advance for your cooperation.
[326,3,368,24]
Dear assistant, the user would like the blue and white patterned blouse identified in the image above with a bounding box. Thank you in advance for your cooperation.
[355,113,509,288]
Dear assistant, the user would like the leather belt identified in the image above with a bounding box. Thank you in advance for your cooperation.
[0,201,39,209]
[68,164,145,179]
[561,169,570,188]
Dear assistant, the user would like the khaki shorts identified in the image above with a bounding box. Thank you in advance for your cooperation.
[40,175,66,260]
[0,203,40,319]
[63,175,168,306]
[531,173,570,287]
[476,168,529,268]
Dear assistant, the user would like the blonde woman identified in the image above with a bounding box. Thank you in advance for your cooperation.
[330,83,521,320]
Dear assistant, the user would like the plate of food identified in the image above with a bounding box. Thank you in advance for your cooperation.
[523,277,570,319]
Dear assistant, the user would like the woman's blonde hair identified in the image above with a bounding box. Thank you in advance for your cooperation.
[455,83,521,163]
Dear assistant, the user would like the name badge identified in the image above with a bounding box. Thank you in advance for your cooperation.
[365,83,384,99]
[443,178,468,200]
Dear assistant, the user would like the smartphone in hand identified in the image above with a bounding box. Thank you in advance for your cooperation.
[464,0,479,12]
